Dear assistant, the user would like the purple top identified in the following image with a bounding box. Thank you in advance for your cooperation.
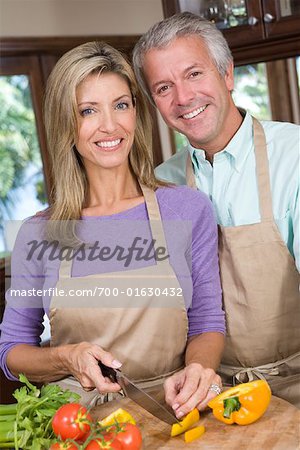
[0,185,224,380]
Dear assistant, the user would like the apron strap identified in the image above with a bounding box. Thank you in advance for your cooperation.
[220,351,300,384]
[185,118,274,222]
[252,118,274,222]
[186,153,197,189]
[139,184,170,267]
[59,254,73,278]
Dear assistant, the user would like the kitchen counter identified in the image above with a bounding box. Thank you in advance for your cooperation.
[91,395,300,449]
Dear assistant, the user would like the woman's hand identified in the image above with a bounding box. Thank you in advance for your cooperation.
[164,363,222,418]
[59,342,122,393]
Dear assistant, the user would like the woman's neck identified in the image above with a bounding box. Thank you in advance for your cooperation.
[82,166,143,216]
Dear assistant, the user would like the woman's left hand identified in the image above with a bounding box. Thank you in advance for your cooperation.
[164,362,222,418]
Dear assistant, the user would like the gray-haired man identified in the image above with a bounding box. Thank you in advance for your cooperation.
[133,12,300,411]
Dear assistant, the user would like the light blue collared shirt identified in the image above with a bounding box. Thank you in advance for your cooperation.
[155,112,300,271]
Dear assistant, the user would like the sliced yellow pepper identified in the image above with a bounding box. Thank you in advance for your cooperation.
[171,408,200,437]
[208,380,271,425]
[184,425,206,443]
[98,408,136,427]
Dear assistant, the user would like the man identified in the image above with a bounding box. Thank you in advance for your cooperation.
[133,12,300,408]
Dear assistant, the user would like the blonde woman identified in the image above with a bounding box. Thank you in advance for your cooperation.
[0,42,225,416]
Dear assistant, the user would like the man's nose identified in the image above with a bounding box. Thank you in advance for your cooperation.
[174,82,194,106]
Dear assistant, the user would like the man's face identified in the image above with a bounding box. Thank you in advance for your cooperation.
[142,36,235,151]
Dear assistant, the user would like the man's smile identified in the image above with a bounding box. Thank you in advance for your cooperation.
[180,104,208,120]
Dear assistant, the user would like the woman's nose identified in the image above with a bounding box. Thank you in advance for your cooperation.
[98,110,117,133]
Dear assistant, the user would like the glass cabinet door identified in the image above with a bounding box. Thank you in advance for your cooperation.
[163,0,265,46]
[163,0,300,46]
[178,0,249,29]
[262,0,300,37]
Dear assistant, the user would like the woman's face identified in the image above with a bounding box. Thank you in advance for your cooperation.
[75,72,136,173]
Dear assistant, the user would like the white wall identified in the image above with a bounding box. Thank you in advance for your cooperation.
[0,0,163,37]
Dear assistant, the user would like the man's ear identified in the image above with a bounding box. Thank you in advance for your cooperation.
[224,62,234,92]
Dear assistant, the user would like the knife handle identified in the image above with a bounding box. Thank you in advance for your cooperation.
[98,361,118,383]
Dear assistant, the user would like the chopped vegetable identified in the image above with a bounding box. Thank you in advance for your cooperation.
[184,425,206,443]
[0,373,80,449]
[171,408,200,437]
[98,408,136,427]
[208,380,271,425]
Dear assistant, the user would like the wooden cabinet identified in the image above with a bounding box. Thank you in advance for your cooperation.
[262,0,300,39]
[162,0,300,64]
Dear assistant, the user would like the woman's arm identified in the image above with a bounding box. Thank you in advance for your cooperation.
[1,219,121,393]
[185,332,224,370]
[164,333,224,417]
[164,190,225,416]
[6,341,122,393]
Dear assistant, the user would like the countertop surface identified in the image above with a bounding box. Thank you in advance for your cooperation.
[91,395,300,449]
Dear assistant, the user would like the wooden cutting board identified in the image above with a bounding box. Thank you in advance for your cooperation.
[91,396,300,450]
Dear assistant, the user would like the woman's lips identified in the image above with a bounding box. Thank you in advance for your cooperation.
[95,138,122,148]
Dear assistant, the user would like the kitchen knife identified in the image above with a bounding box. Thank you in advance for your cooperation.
[98,361,181,425]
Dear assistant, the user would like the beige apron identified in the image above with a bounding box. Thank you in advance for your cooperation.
[186,118,300,407]
[49,185,188,406]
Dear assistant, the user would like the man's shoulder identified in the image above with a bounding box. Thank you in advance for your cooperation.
[155,147,189,184]
[261,119,299,145]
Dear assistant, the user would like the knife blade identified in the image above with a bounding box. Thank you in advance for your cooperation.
[98,361,181,425]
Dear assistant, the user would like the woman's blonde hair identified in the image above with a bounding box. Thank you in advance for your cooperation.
[44,41,165,228]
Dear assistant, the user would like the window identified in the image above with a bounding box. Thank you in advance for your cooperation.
[233,63,271,120]
[0,75,48,257]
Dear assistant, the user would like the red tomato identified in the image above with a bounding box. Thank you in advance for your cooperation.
[52,402,92,441]
[113,423,142,450]
[50,442,78,450]
[85,437,123,449]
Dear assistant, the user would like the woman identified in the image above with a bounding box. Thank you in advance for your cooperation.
[0,42,225,417]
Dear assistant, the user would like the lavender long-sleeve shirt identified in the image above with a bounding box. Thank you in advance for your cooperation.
[0,185,225,380]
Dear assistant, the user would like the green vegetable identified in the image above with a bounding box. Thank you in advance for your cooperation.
[0,374,80,449]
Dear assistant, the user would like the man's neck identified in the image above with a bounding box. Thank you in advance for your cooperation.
[202,107,244,164]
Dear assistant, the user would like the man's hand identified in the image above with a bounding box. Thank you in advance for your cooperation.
[164,362,222,418]
[58,342,122,393]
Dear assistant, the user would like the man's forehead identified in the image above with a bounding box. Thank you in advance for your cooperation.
[143,36,213,73]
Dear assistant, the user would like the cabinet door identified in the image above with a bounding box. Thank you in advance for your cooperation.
[162,0,265,46]
[262,0,300,37]
[222,1,265,47]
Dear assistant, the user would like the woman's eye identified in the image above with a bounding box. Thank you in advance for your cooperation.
[80,108,95,117]
[115,102,129,110]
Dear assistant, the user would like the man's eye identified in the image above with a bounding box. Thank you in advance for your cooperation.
[190,71,201,78]
[80,108,95,117]
[115,102,129,110]
[157,85,169,95]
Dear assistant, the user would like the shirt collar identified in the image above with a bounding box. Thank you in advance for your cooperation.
[188,111,254,172]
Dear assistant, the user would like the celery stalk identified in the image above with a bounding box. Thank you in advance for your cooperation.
[0,404,17,415]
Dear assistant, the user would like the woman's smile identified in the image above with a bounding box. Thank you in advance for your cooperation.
[76,72,136,171]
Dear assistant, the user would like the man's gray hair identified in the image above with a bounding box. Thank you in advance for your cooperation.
[132,12,233,103]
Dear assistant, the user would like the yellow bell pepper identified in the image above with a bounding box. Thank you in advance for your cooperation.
[98,408,136,427]
[208,380,271,425]
[184,425,206,443]
[171,408,200,437]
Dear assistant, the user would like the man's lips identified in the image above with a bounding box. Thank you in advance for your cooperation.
[179,104,208,120]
